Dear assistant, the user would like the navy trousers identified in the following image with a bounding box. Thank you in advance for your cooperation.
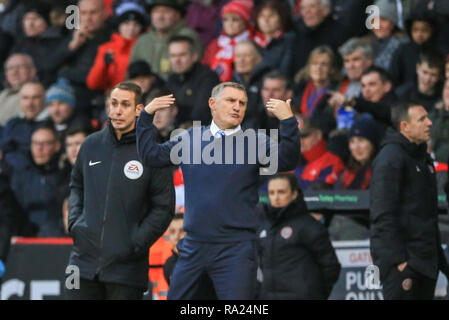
[167,238,257,300]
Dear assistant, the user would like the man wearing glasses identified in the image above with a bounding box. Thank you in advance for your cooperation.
[9,125,70,237]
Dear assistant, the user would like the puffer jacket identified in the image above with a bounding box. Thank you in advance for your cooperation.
[68,122,175,289]
[257,199,341,299]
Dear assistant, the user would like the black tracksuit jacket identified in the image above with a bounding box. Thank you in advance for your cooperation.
[68,122,175,289]
[257,199,341,299]
[370,128,449,281]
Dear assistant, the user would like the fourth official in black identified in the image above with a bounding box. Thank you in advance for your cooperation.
[66,82,175,300]
[370,101,449,300]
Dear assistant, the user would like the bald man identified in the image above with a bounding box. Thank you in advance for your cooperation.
[0,53,37,125]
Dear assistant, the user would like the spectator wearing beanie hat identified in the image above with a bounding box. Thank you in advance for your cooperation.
[364,0,408,71]
[11,1,64,87]
[202,0,254,82]
[47,78,90,144]
[334,116,380,190]
[87,1,147,92]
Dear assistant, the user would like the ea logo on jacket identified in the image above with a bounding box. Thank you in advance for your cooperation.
[124,160,143,180]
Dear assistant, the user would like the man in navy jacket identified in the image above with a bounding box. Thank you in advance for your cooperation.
[136,82,300,299]
[67,82,175,300]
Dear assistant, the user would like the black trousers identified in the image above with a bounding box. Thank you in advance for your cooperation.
[382,265,436,300]
[65,277,144,300]
[168,239,257,300]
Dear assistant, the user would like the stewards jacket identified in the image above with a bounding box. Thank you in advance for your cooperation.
[68,122,175,289]
[370,128,449,281]
[257,199,341,299]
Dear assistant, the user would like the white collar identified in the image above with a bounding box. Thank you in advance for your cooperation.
[210,120,241,138]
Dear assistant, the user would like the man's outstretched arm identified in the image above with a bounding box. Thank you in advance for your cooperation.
[136,95,179,167]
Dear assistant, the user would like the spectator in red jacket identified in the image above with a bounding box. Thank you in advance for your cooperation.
[293,114,344,190]
[202,0,254,82]
[86,1,147,92]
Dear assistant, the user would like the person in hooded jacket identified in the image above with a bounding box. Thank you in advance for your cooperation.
[364,0,408,72]
[257,172,341,300]
[370,100,449,300]
[389,9,440,89]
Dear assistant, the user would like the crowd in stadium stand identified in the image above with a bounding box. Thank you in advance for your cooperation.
[0,0,449,299]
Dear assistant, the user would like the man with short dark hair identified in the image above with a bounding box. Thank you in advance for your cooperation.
[166,35,219,126]
[137,81,300,299]
[65,126,90,167]
[397,50,444,111]
[66,82,175,300]
[370,100,449,300]
[332,67,397,134]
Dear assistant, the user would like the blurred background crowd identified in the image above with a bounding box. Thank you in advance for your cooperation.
[0,0,448,265]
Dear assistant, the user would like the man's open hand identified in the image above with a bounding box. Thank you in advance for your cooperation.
[266,98,294,121]
[145,94,176,115]
[68,25,88,51]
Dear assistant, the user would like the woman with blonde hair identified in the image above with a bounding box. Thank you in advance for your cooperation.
[294,45,341,117]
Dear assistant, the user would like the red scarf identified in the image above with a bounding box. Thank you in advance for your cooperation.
[302,139,327,163]
[300,81,329,116]
[339,167,372,190]
[210,29,252,82]
[253,30,284,48]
